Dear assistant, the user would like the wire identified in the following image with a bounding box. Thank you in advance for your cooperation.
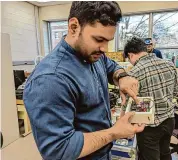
[131,97,155,112]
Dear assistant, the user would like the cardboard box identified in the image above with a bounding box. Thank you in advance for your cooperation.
[125,97,155,124]
[106,52,124,62]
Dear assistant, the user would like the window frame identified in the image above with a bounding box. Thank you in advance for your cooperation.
[115,9,178,52]
[48,20,68,52]
[46,9,178,55]
[152,10,178,50]
[115,13,151,51]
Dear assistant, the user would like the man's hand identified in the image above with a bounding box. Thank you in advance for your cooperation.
[113,70,139,105]
[119,76,139,105]
[110,112,145,139]
[78,112,145,158]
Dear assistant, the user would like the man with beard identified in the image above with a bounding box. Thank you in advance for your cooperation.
[23,2,144,160]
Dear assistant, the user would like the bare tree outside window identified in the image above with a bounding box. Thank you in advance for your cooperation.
[153,11,178,48]
[47,11,178,62]
[153,11,178,60]
[160,49,178,59]
[117,14,149,50]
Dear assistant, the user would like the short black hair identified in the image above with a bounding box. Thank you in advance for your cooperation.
[124,37,147,58]
[68,1,122,27]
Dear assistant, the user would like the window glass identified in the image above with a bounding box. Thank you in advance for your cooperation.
[50,21,68,49]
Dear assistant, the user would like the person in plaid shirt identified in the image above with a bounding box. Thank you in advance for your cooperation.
[121,37,178,160]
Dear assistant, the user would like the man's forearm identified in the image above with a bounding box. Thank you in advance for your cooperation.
[113,69,125,85]
[78,129,115,158]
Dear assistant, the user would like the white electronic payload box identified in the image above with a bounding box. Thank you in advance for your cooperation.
[125,97,155,124]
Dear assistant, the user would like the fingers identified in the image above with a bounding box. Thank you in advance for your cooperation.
[127,134,134,139]
[125,88,139,104]
[133,123,145,133]
[122,112,135,121]
[120,91,126,105]
[119,77,139,104]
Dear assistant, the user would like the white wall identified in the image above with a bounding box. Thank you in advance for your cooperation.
[119,1,178,14]
[1,1,38,62]
[39,1,178,20]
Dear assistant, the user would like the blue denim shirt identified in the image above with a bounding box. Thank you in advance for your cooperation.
[23,37,121,160]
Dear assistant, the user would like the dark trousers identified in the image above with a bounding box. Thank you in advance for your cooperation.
[137,118,175,160]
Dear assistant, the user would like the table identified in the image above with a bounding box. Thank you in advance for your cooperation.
[16,99,32,136]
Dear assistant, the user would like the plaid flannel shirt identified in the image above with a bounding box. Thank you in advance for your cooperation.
[123,54,178,127]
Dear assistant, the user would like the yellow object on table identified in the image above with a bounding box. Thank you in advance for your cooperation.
[106,52,124,62]
[16,99,32,136]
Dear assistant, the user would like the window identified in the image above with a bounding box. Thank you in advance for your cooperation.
[50,21,68,50]
[153,11,178,59]
[117,14,149,50]
[159,49,178,67]
[47,10,178,61]
[115,10,178,62]
[55,32,59,39]
[153,11,178,48]
[159,49,178,60]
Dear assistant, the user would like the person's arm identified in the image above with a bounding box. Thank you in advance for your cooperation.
[103,54,139,105]
[24,74,144,160]
[117,65,141,113]
[113,70,139,105]
[24,75,84,160]
[158,50,163,59]
[102,54,124,84]
[79,112,145,158]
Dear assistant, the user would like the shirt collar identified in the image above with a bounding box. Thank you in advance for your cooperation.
[60,35,77,55]
[134,53,156,66]
[59,35,97,64]
[59,36,88,63]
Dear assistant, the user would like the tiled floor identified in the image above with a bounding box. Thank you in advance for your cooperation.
[1,133,178,160]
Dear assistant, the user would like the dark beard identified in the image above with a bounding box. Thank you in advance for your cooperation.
[74,33,104,63]
[74,44,104,63]
[74,43,89,61]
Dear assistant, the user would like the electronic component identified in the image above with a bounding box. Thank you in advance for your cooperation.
[131,99,152,112]
[125,97,155,124]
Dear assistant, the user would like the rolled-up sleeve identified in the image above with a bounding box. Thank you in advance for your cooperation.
[103,54,123,84]
[23,74,84,160]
